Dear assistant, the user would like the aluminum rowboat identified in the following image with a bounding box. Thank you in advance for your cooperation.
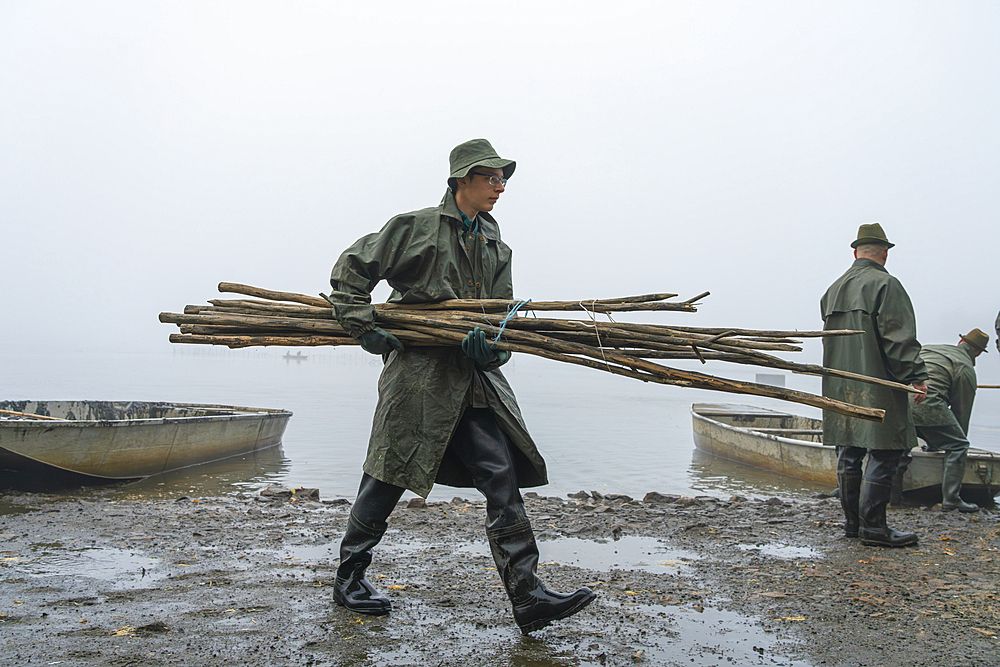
[692,402,1000,504]
[0,400,291,483]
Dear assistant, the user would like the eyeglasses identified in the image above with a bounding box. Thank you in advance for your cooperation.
[470,172,507,187]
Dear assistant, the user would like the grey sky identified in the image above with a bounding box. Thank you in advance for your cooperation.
[2,2,997,380]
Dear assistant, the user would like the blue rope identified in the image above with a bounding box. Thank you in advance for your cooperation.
[492,298,531,348]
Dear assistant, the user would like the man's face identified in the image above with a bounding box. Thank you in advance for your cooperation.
[458,167,506,213]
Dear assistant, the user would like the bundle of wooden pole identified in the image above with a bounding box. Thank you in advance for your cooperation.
[160,283,915,422]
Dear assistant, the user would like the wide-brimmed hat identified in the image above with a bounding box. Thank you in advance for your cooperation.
[851,222,895,249]
[960,328,990,354]
[448,139,516,181]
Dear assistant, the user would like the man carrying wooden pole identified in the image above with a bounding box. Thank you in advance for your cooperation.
[820,223,928,548]
[325,139,595,634]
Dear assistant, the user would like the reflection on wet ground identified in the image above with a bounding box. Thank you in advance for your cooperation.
[266,535,700,576]
[366,596,813,667]
[267,535,811,666]
[2,543,164,589]
[0,501,34,517]
[737,543,823,560]
[457,536,700,575]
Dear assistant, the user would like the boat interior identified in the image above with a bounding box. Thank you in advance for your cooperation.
[0,401,257,422]
[693,404,823,442]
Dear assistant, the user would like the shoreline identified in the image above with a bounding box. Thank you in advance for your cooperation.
[1,488,997,666]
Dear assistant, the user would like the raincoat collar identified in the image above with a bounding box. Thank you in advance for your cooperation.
[958,343,978,366]
[852,257,888,273]
[440,189,500,241]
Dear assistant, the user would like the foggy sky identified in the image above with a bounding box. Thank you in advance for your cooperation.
[2,2,998,380]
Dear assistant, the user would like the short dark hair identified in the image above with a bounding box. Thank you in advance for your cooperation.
[449,170,488,193]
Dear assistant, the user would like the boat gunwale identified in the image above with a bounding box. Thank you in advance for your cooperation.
[691,405,1000,461]
[691,405,827,450]
[0,401,292,428]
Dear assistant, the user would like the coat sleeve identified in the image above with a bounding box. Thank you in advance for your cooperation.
[328,216,423,338]
[875,278,928,384]
[949,365,977,434]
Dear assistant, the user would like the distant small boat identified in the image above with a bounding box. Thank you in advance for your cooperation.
[0,401,291,488]
[283,352,308,361]
[692,403,1000,504]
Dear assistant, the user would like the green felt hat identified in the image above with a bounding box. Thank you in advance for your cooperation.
[960,328,989,354]
[448,139,516,181]
[851,222,895,249]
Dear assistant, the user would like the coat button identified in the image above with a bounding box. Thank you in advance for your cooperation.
[467,280,473,285]
[476,282,481,288]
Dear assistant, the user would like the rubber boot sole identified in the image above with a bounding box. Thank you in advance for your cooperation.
[859,534,918,548]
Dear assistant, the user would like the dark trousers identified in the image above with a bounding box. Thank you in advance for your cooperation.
[837,446,905,479]
[916,423,970,458]
[346,407,524,551]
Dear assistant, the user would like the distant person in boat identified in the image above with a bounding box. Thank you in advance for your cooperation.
[820,223,928,548]
[910,328,990,513]
[324,139,595,634]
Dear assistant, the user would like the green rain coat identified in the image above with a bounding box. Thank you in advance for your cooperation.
[910,344,977,435]
[820,258,928,450]
[328,190,547,498]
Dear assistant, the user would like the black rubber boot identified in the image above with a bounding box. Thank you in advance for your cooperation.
[941,449,979,513]
[448,408,596,634]
[487,520,596,635]
[858,451,917,548]
[889,454,909,507]
[836,447,865,538]
[333,474,405,615]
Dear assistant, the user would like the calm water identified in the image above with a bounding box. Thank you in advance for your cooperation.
[4,347,1000,502]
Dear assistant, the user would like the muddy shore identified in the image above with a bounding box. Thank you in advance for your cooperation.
[1,487,997,667]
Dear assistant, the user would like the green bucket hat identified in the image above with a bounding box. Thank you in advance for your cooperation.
[960,328,990,354]
[851,222,895,249]
[448,139,516,181]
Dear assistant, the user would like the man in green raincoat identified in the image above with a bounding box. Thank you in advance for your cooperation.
[911,328,990,513]
[325,139,595,634]
[820,223,928,547]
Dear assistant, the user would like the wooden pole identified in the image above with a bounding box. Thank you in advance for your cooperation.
[161,284,895,422]
[0,409,67,421]
[389,319,886,422]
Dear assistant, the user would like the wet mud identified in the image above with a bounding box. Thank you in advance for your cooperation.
[1,488,997,666]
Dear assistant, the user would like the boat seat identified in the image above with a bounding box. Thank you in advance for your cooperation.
[751,428,824,436]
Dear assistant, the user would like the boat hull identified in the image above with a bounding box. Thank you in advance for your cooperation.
[0,401,291,481]
[692,403,1000,504]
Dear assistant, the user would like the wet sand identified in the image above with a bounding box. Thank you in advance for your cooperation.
[1,488,997,666]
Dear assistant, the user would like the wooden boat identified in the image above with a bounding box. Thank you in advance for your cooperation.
[692,403,1000,504]
[0,401,291,487]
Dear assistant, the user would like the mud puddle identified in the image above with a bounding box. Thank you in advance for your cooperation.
[268,534,699,575]
[736,543,823,559]
[1,542,165,589]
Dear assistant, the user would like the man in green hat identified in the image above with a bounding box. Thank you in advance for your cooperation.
[820,223,928,547]
[325,139,595,634]
[910,328,990,512]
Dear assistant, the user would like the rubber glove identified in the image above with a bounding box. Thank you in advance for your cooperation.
[461,327,510,367]
[356,327,404,355]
